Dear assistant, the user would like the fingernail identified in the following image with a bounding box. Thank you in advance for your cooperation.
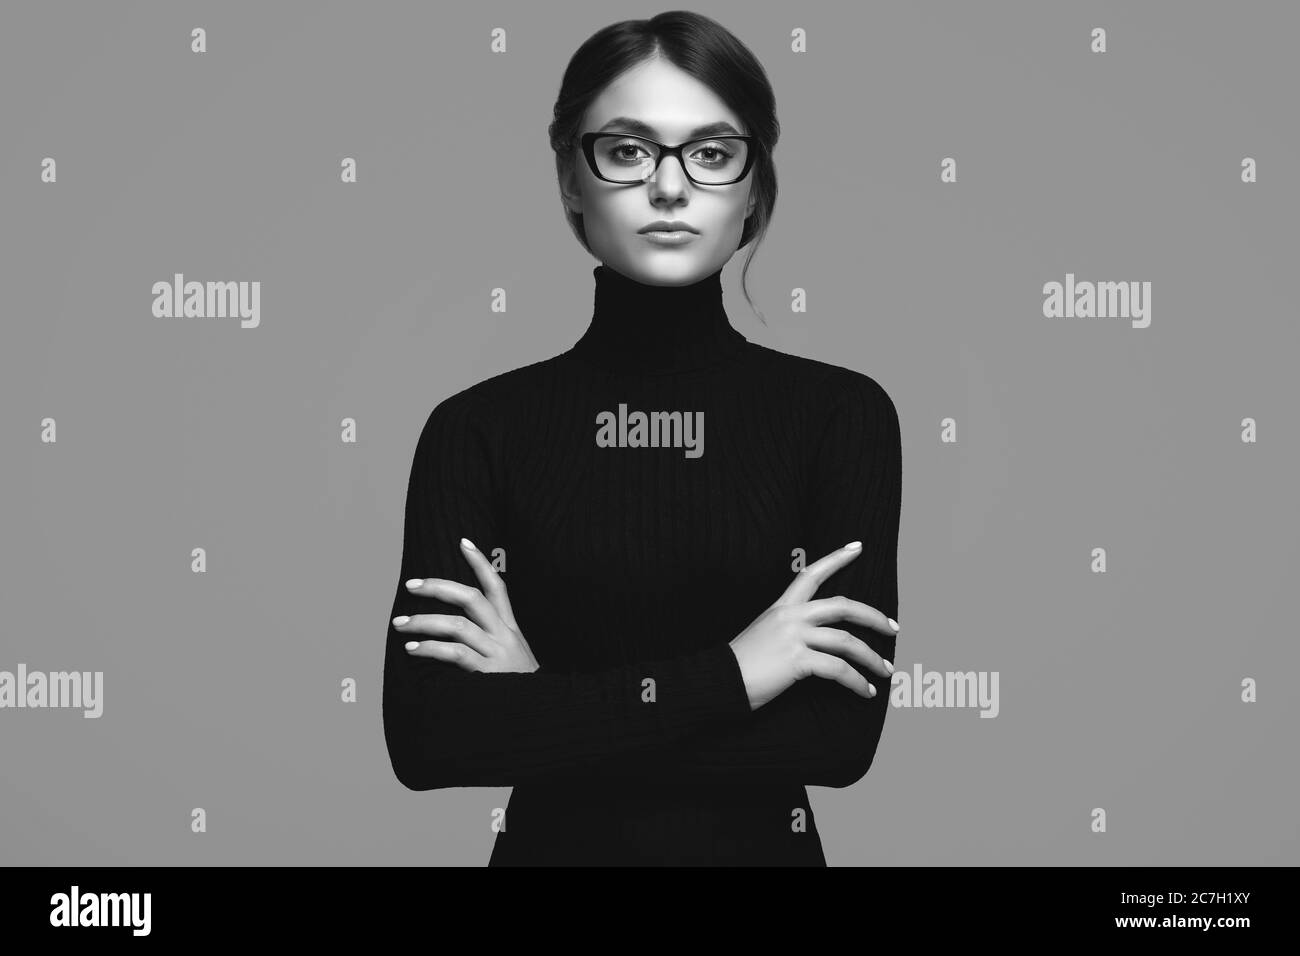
[884,660,895,674]
[393,616,410,626]
[845,541,862,551]
[460,538,477,552]
[405,579,423,589]
[888,618,900,631]
[868,683,877,696]
[404,641,418,651]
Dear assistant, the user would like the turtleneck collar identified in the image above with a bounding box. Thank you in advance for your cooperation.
[566,263,749,375]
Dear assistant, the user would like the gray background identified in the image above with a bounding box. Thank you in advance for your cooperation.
[2,0,1296,865]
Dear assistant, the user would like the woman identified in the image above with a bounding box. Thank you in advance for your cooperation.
[382,11,902,866]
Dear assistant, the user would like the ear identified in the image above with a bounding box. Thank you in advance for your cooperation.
[559,158,584,215]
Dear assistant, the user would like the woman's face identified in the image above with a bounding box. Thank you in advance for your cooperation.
[561,56,757,287]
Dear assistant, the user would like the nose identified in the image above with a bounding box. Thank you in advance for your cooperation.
[645,153,690,201]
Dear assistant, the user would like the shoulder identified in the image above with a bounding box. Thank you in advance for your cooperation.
[743,341,899,431]
[418,353,563,437]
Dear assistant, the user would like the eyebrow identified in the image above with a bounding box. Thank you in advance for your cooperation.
[595,116,743,139]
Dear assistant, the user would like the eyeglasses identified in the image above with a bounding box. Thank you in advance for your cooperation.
[579,132,757,186]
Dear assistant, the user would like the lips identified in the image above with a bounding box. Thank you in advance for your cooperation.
[639,221,698,234]
[640,230,697,245]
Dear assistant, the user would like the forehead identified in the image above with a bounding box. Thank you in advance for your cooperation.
[583,57,745,139]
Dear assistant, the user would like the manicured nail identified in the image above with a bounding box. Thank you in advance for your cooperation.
[393,616,410,626]
[867,683,877,696]
[884,660,895,674]
[460,538,477,552]
[888,618,900,631]
[405,579,423,589]
[404,641,418,651]
[845,541,862,551]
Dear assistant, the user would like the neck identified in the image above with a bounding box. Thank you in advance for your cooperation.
[567,263,749,375]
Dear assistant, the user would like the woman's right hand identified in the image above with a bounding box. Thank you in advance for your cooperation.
[728,542,899,711]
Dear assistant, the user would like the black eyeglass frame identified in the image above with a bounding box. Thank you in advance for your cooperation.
[579,132,758,186]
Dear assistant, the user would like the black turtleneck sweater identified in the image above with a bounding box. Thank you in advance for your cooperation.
[382,263,902,866]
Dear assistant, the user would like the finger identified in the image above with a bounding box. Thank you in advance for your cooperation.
[403,578,503,636]
[804,626,894,679]
[800,595,898,639]
[403,638,483,671]
[775,542,863,606]
[393,613,495,657]
[801,649,876,699]
[458,537,520,632]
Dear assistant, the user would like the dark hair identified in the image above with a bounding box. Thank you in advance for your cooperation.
[548,11,780,324]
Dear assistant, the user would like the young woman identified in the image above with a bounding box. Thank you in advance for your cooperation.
[383,11,902,866]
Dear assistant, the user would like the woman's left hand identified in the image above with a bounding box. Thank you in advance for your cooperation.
[395,537,539,673]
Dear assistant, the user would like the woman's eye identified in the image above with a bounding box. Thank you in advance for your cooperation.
[691,146,731,165]
[609,145,647,163]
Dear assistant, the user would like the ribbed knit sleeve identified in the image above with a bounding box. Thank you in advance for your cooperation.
[381,392,754,792]
[586,371,902,788]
